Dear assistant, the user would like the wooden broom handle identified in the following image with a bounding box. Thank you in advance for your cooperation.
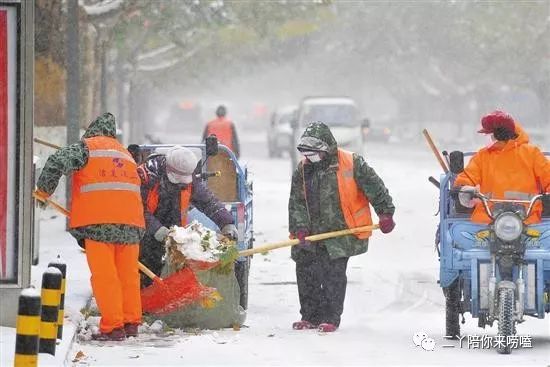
[137,263,160,281]
[33,192,160,281]
[238,224,380,257]
[422,129,449,173]
[34,137,62,150]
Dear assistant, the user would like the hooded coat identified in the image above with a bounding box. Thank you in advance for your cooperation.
[454,124,550,224]
[288,122,395,260]
[37,113,144,244]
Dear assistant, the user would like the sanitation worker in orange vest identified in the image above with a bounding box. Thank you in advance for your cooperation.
[137,146,236,287]
[202,105,240,158]
[454,110,550,224]
[288,122,395,333]
[34,113,145,341]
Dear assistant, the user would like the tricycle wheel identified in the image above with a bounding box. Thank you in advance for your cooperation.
[444,280,461,339]
[497,287,515,354]
[235,257,250,310]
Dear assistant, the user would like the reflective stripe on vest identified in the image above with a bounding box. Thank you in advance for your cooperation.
[146,183,192,227]
[70,136,145,229]
[81,182,141,194]
[335,149,373,239]
[89,149,134,161]
[206,118,234,151]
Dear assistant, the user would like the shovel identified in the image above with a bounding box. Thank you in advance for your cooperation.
[189,224,381,271]
[240,224,380,257]
[32,192,213,314]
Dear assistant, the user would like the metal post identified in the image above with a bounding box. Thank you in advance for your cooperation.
[47,257,66,339]
[65,0,80,216]
[38,267,62,356]
[14,288,41,367]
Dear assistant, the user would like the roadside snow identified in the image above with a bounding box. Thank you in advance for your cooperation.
[1,139,548,366]
[62,142,549,366]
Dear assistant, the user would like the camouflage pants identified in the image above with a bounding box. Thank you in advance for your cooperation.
[139,234,164,288]
[295,245,349,326]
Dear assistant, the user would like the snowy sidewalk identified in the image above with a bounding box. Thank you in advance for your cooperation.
[0,211,92,366]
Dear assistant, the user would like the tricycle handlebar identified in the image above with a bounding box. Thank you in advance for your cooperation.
[470,192,549,220]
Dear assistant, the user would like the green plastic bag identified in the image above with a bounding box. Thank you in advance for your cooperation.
[158,264,246,330]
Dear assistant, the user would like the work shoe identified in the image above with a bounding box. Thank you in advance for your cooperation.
[92,327,126,341]
[124,323,139,338]
[318,323,338,333]
[292,320,318,330]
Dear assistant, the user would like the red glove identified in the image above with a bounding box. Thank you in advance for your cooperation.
[378,214,395,234]
[295,228,310,246]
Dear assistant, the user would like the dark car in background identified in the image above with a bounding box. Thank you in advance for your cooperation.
[267,105,296,158]
[362,117,393,142]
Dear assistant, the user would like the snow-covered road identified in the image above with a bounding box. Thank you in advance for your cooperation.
[2,138,548,366]
[66,141,550,366]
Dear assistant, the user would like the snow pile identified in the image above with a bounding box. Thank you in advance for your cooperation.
[76,314,186,344]
[167,221,227,264]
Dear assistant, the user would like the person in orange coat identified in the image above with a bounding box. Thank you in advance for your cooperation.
[202,105,240,158]
[35,113,145,341]
[454,110,550,224]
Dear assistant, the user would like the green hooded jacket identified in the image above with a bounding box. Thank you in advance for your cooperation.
[289,122,395,260]
[37,113,144,244]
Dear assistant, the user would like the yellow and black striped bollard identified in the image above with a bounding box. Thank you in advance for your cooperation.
[48,257,66,339]
[39,267,62,356]
[14,288,41,367]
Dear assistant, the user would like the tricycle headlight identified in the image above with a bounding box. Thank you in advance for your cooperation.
[494,213,523,242]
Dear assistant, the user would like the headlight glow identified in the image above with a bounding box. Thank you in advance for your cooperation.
[494,213,523,241]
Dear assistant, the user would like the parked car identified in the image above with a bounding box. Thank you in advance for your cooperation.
[362,117,393,142]
[267,105,296,158]
[290,96,367,167]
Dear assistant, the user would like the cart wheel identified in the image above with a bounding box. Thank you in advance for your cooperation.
[444,280,461,339]
[497,287,515,354]
[235,257,250,310]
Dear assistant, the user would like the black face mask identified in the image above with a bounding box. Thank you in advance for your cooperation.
[164,177,189,191]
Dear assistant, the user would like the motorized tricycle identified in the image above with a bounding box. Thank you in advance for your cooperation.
[135,136,254,309]
[436,150,550,354]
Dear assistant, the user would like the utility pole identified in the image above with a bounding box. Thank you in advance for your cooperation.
[65,0,80,222]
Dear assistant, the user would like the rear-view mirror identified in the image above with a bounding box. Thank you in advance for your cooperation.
[205,135,219,156]
[449,151,464,174]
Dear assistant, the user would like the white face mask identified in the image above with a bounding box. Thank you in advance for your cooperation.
[301,152,322,163]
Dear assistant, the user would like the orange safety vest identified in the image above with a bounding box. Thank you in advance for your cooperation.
[205,117,234,151]
[70,136,145,229]
[336,149,374,239]
[146,183,192,227]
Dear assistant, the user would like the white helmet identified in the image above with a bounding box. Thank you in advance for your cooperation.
[165,146,199,184]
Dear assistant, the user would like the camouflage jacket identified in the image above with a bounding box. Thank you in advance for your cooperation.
[36,113,144,245]
[289,122,395,260]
